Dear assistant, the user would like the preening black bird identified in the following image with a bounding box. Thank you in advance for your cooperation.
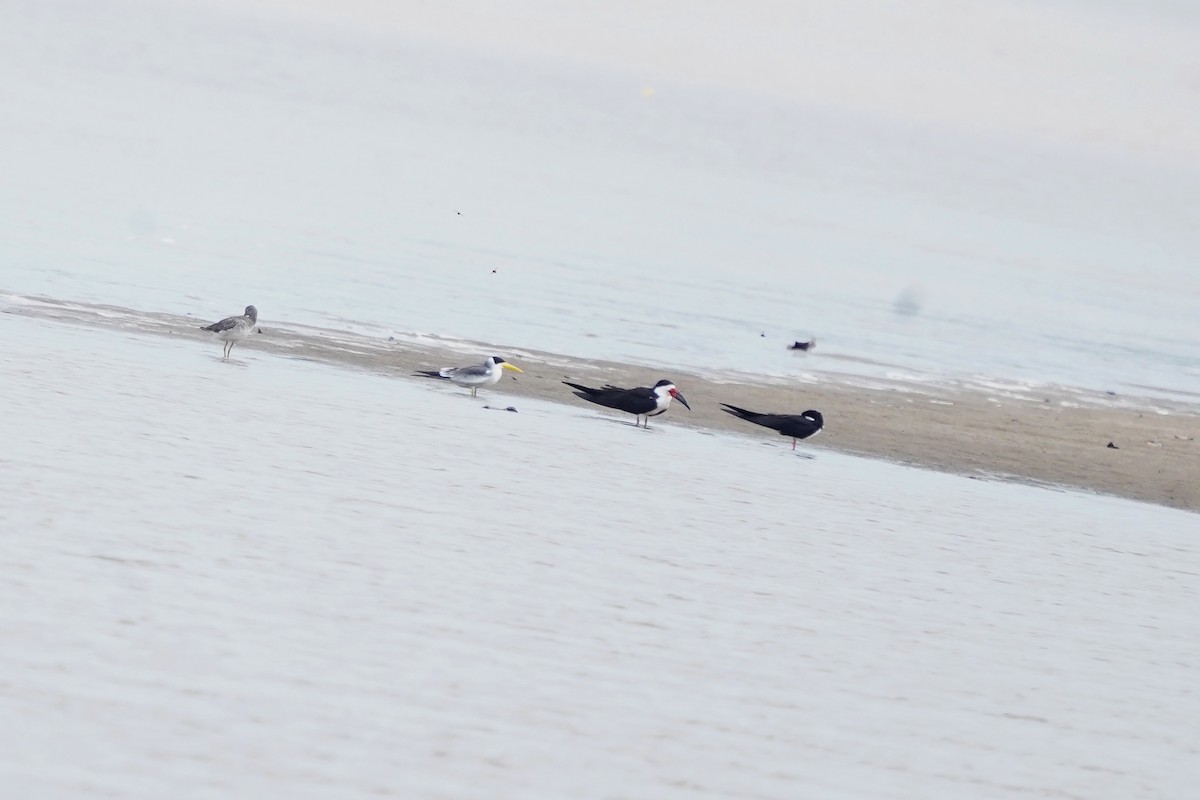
[720,404,824,450]
[563,379,690,428]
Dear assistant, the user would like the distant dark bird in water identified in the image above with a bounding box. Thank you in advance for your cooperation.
[893,288,922,316]
[720,404,824,450]
[1107,441,1119,449]
[416,356,524,397]
[201,304,258,361]
[563,379,690,428]
[789,338,816,351]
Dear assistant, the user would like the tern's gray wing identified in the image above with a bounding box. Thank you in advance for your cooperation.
[202,315,244,333]
[444,363,492,379]
[430,362,499,388]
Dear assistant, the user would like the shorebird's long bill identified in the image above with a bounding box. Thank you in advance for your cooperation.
[501,363,524,373]
[671,389,691,410]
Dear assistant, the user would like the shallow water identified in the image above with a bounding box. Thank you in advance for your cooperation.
[2,314,1198,799]
[3,2,1200,796]
[1,0,1198,403]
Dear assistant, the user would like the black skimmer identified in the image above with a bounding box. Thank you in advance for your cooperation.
[416,356,523,397]
[201,305,258,360]
[563,379,690,428]
[720,404,823,450]
[789,338,816,351]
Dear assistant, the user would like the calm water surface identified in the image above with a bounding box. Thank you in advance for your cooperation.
[2,315,1197,799]
[3,2,1199,796]
[1,0,1198,402]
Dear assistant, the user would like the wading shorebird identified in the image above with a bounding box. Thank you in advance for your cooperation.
[563,379,691,428]
[720,404,824,450]
[201,305,258,361]
[416,356,524,397]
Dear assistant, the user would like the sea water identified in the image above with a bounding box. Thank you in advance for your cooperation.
[2,1,1199,797]
[1,0,1198,403]
[1,314,1197,799]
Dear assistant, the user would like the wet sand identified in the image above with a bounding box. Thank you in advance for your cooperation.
[439,353,1200,512]
[10,296,1199,512]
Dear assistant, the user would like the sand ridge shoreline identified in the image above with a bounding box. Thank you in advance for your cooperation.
[9,296,1199,513]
